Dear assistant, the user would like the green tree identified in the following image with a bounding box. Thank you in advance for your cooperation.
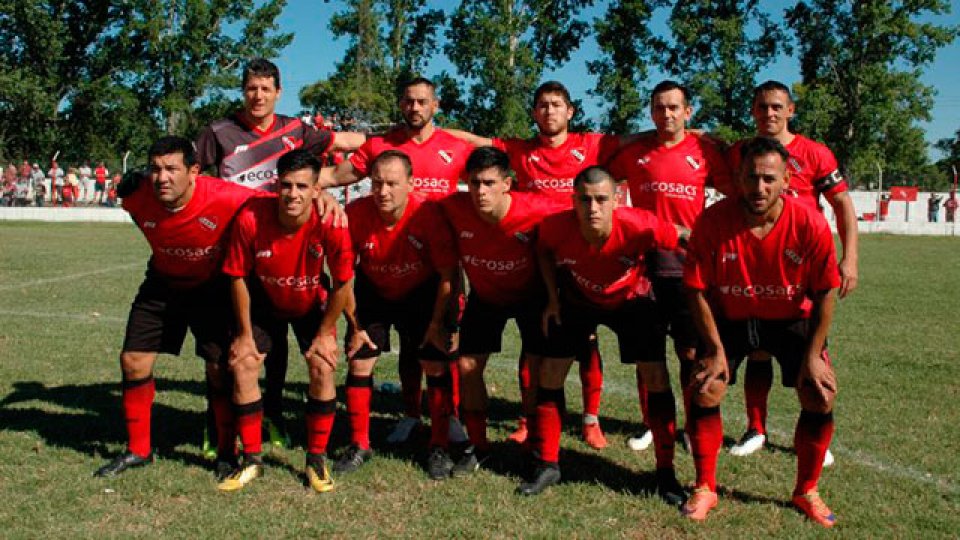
[786,0,958,184]
[444,0,595,137]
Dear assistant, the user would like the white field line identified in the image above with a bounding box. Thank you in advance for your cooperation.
[0,262,141,293]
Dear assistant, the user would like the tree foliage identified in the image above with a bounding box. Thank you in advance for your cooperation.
[786,0,958,186]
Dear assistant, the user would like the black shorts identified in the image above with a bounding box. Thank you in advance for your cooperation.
[248,306,325,356]
[651,276,698,352]
[718,318,831,387]
[350,273,450,362]
[543,296,663,363]
[458,292,547,357]
[121,269,232,363]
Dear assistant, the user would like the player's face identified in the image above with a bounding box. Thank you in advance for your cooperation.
[532,92,574,137]
[651,89,692,137]
[278,168,318,220]
[751,90,795,137]
[574,179,617,235]
[149,152,198,208]
[371,158,413,216]
[243,75,281,121]
[468,166,511,217]
[739,152,789,216]
[399,83,438,130]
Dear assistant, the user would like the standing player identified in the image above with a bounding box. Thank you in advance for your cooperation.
[196,58,364,451]
[726,81,856,461]
[322,77,474,444]
[336,150,459,479]
[524,167,680,498]
[93,136,259,478]
[607,80,732,452]
[682,137,840,526]
[218,149,354,492]
[440,146,564,472]
[94,162,109,205]
[446,81,624,448]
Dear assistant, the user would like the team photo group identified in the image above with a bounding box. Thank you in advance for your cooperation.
[92,57,858,529]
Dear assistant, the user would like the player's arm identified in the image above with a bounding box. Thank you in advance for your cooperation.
[686,288,729,395]
[306,276,353,370]
[329,131,367,153]
[537,247,562,337]
[229,276,263,366]
[799,288,838,405]
[444,128,494,148]
[423,266,458,354]
[319,160,364,189]
[825,190,859,298]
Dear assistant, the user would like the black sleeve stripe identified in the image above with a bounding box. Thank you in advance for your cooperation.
[814,169,844,193]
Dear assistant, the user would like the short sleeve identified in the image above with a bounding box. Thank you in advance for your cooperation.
[324,224,356,283]
[222,210,257,277]
[348,139,376,178]
[682,217,713,291]
[302,123,335,158]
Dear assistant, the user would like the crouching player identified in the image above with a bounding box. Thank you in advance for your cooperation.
[219,149,355,492]
[524,166,681,498]
[682,137,840,526]
[94,136,259,478]
[336,150,459,479]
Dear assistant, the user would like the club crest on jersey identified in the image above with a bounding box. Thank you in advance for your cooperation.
[198,216,218,231]
[570,148,586,163]
[460,230,474,239]
[407,234,424,250]
[438,150,454,164]
[788,157,802,173]
[281,136,296,151]
[143,221,156,229]
[784,248,803,265]
[514,231,531,243]
[685,156,702,170]
[256,249,273,258]
[309,243,324,259]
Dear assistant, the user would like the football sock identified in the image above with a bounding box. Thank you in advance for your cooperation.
[426,373,453,449]
[210,390,235,457]
[345,374,373,450]
[463,410,489,451]
[399,351,423,419]
[518,353,532,400]
[578,343,603,418]
[688,403,723,491]
[647,390,677,469]
[794,410,834,495]
[306,397,337,456]
[536,387,565,465]
[449,360,461,413]
[235,399,264,456]
[744,360,773,434]
[122,375,155,458]
[636,374,650,424]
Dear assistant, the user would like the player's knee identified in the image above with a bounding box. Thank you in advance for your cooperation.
[120,351,153,379]
[636,362,670,392]
[693,379,727,408]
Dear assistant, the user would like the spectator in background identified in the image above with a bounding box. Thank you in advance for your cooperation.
[105,174,120,206]
[79,161,94,203]
[49,161,64,205]
[30,164,46,206]
[64,167,80,207]
[2,164,15,206]
[945,191,958,223]
[928,193,943,223]
[94,162,109,205]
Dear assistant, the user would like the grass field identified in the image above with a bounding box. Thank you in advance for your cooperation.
[1,221,959,538]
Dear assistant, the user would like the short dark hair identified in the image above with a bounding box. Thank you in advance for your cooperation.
[148,136,197,167]
[573,166,616,189]
[466,146,511,177]
[650,80,691,106]
[398,77,436,100]
[753,80,792,104]
[370,149,413,178]
[533,81,573,109]
[242,58,281,89]
[738,136,790,166]
[277,149,320,179]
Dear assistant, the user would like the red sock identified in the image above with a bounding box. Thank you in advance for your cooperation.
[122,376,155,458]
[518,353,531,399]
[449,360,461,413]
[688,404,723,491]
[463,410,488,451]
[210,391,235,457]
[536,387,565,464]
[744,360,773,434]
[794,410,834,495]
[345,375,372,450]
[399,353,423,419]
[427,374,452,449]
[578,344,603,418]
[636,375,649,424]
[306,398,337,455]
[235,400,263,456]
[647,390,677,469]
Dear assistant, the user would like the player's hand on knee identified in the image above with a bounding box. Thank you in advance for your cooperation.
[229,335,263,369]
[346,329,376,359]
[798,353,837,412]
[308,333,339,371]
[693,351,729,396]
[421,321,452,354]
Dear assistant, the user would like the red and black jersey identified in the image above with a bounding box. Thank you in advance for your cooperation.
[538,207,678,309]
[439,192,564,306]
[493,132,620,204]
[123,175,259,289]
[683,196,841,321]
[196,113,335,191]
[728,134,847,211]
[349,127,473,199]
[346,193,457,301]
[222,197,355,318]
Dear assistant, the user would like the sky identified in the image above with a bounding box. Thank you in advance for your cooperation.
[267,0,960,159]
